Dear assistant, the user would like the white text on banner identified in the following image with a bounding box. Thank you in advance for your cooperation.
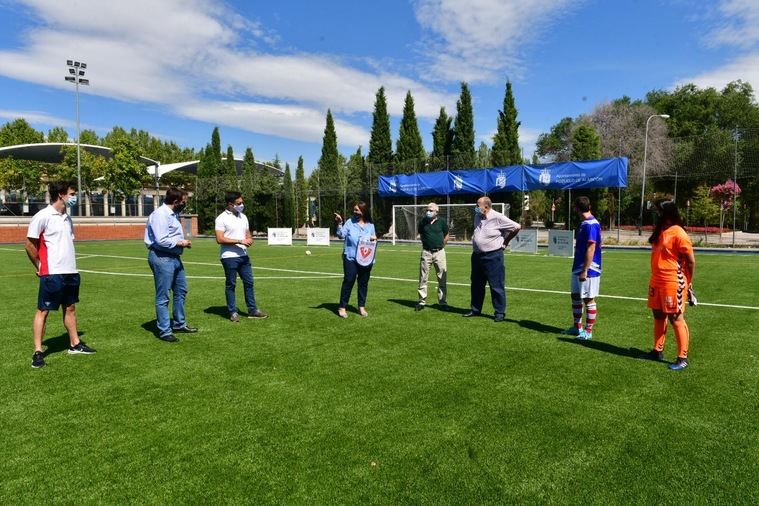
[267,228,293,246]
[548,229,574,257]
[306,228,330,246]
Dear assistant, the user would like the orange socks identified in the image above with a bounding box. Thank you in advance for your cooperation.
[653,318,668,352]
[672,319,690,359]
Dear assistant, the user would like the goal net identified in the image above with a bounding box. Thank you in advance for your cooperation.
[391,202,509,245]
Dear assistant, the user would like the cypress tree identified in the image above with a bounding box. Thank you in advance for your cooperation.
[367,87,393,174]
[318,110,341,227]
[492,80,522,167]
[224,145,236,176]
[282,162,295,228]
[395,91,426,172]
[431,107,453,169]
[241,147,257,229]
[451,82,476,169]
[295,156,307,227]
[210,126,222,175]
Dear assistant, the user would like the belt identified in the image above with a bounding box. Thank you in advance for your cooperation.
[424,247,443,253]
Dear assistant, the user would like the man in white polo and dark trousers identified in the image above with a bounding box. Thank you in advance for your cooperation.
[25,181,96,368]
[215,191,268,322]
[416,202,449,311]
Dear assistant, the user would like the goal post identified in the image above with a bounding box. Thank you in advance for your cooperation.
[390,202,509,245]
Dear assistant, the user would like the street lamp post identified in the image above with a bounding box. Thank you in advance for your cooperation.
[638,113,669,235]
[65,60,89,216]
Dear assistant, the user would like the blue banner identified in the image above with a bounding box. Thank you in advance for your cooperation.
[377,157,628,197]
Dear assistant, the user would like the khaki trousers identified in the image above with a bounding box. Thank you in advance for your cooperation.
[418,249,447,305]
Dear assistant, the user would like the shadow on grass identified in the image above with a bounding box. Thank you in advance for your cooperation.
[505,319,564,334]
[42,331,86,357]
[312,302,354,316]
[557,336,654,361]
[141,320,159,337]
[204,306,230,319]
[387,299,468,315]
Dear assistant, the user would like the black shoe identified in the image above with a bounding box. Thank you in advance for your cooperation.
[158,334,180,343]
[247,310,269,319]
[639,349,664,361]
[31,351,46,368]
[68,341,97,354]
[415,303,425,312]
[463,311,481,317]
[172,325,198,333]
[494,314,505,322]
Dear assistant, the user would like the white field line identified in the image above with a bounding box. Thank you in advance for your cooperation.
[66,253,758,311]
[78,270,339,280]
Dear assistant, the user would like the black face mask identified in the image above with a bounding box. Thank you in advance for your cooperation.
[174,203,187,214]
[353,212,362,220]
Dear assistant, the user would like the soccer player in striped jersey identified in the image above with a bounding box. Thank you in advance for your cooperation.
[641,200,695,371]
[562,196,602,340]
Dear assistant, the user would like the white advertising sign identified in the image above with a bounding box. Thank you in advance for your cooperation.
[306,228,331,246]
[509,228,538,254]
[267,228,293,246]
[548,229,574,257]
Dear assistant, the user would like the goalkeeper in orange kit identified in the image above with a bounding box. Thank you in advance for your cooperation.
[641,200,696,371]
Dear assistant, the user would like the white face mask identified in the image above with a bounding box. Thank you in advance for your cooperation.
[234,204,244,213]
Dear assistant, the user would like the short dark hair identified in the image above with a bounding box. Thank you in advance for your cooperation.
[225,191,242,204]
[48,181,76,202]
[164,187,188,205]
[574,196,591,213]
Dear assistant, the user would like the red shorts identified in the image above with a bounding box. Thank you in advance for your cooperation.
[647,282,686,314]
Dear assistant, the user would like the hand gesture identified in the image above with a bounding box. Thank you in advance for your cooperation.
[334,212,343,223]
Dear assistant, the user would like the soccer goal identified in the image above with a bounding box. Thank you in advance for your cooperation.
[391,202,509,245]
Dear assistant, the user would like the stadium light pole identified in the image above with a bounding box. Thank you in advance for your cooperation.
[65,60,89,216]
[638,114,669,235]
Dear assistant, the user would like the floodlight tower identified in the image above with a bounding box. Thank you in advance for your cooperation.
[65,60,89,216]
[638,114,670,235]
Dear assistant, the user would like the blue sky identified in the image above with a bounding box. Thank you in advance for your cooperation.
[1,0,758,174]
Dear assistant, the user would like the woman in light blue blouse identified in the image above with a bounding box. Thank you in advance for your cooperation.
[335,201,377,318]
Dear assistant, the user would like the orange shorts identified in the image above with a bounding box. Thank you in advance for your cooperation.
[647,282,686,314]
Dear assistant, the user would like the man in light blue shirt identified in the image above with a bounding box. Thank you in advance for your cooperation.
[144,187,197,342]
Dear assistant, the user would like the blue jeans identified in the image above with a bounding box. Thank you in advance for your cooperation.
[148,249,188,337]
[221,256,257,315]
[339,255,372,308]
[470,249,506,317]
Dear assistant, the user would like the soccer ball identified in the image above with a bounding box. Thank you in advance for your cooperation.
[305,250,312,256]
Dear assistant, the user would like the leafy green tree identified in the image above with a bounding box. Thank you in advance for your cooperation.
[101,137,148,213]
[0,118,44,146]
[536,117,574,162]
[79,129,100,145]
[224,145,237,177]
[690,184,720,241]
[571,124,601,160]
[451,82,476,168]
[367,87,393,174]
[476,141,491,168]
[431,107,453,169]
[395,91,426,172]
[491,80,521,166]
[47,127,69,143]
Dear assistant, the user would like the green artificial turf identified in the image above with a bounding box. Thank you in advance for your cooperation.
[0,239,757,504]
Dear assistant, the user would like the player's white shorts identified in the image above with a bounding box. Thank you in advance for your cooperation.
[570,274,601,299]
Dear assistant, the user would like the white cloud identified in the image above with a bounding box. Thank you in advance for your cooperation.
[0,109,74,128]
[706,0,759,49]
[0,0,454,147]
[177,101,369,147]
[674,52,759,92]
[413,0,577,83]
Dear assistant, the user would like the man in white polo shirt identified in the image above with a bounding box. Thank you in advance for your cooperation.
[215,191,268,322]
[25,181,96,368]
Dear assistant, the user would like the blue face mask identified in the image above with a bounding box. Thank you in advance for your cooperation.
[474,205,482,215]
[425,211,434,219]
[234,204,244,213]
[66,195,78,208]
